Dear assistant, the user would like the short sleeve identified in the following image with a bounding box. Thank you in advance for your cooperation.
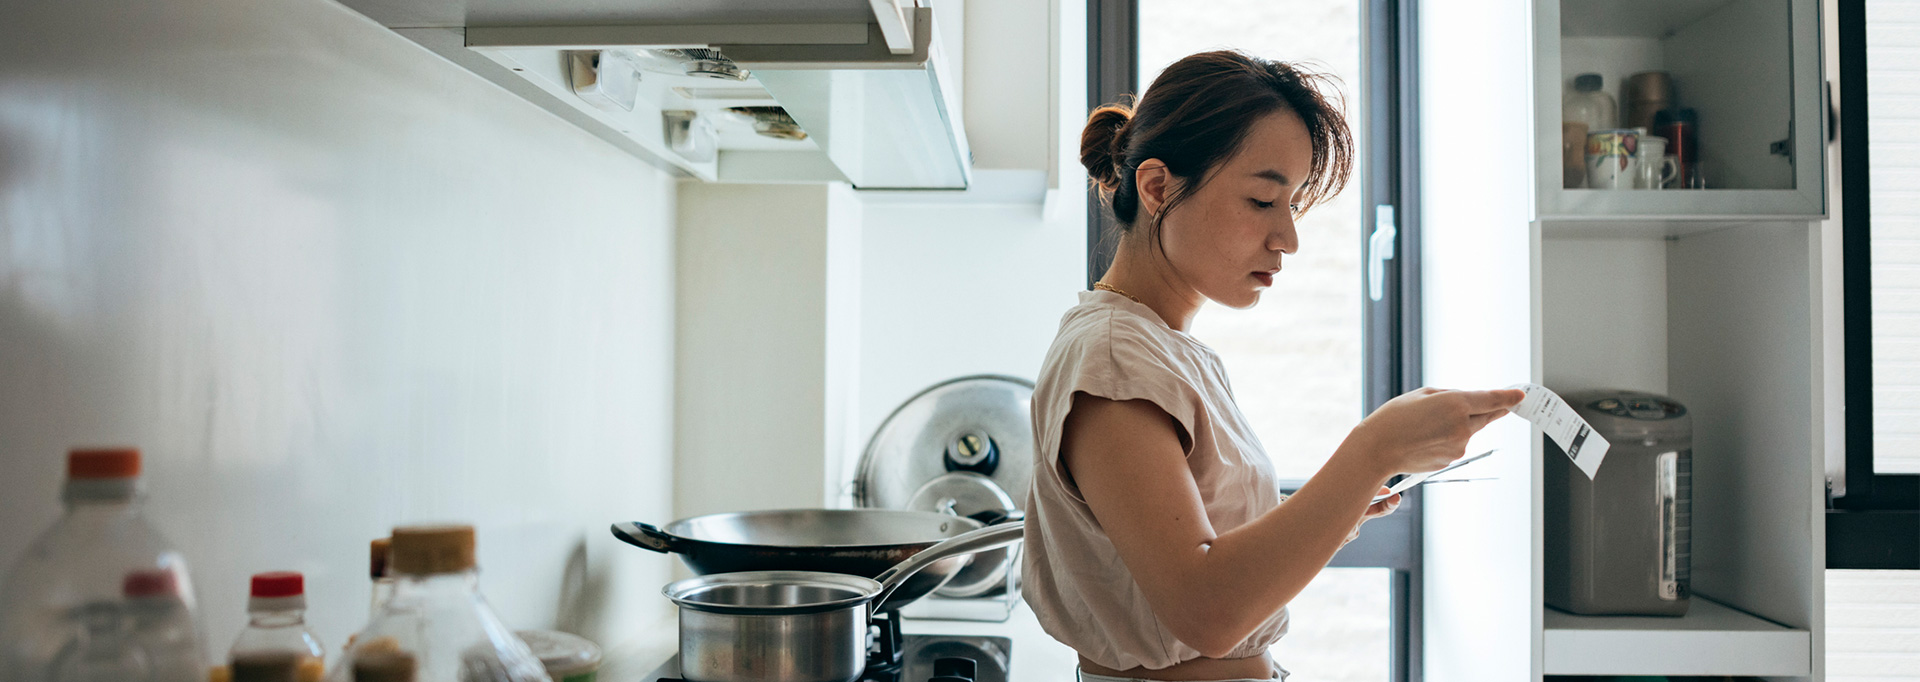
[1040,309,1210,502]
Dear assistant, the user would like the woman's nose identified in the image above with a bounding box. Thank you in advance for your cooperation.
[1269,219,1299,255]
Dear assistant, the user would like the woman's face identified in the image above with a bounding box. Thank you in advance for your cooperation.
[1146,109,1314,310]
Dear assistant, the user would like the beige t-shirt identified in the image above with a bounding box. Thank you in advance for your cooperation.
[1022,290,1290,671]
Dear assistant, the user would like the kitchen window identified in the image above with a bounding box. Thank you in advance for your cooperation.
[1831,0,1920,571]
[1088,0,1422,679]
[1816,1,1918,679]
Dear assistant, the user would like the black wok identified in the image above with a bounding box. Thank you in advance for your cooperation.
[610,508,1022,611]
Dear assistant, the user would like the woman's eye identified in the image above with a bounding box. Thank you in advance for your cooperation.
[1251,199,1276,209]
[1289,203,1301,213]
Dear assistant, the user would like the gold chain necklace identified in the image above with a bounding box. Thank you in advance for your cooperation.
[1093,281,1143,304]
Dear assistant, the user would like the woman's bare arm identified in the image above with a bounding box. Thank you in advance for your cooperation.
[1059,388,1520,657]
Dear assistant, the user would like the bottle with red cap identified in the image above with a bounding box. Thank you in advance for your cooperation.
[230,572,326,682]
[0,447,206,682]
[125,568,210,682]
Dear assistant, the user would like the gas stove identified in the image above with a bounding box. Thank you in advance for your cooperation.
[637,629,1012,682]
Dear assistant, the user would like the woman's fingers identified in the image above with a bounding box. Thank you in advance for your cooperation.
[1460,388,1526,414]
[1467,408,1510,431]
[1364,493,1400,517]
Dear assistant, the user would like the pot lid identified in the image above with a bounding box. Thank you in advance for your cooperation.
[856,375,1034,512]
[909,472,1017,598]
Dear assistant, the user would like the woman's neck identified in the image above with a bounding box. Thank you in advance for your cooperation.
[1098,239,1204,332]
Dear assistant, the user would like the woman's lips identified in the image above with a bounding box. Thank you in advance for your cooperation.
[1252,272,1274,287]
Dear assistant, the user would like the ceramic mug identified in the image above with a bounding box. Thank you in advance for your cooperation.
[1562,122,1590,189]
[1585,128,1641,190]
[1637,136,1680,189]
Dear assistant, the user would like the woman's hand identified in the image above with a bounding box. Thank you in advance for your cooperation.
[1343,489,1400,545]
[1346,387,1525,482]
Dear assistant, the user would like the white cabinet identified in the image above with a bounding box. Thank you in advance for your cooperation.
[1535,223,1825,679]
[1532,0,1827,219]
[336,1,977,189]
[334,0,1063,194]
[1423,0,1829,679]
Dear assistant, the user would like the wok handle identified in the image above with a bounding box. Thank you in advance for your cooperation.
[610,521,679,554]
[872,522,1025,612]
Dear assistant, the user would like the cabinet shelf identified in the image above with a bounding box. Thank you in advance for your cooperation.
[1544,597,1813,676]
[1533,0,1826,220]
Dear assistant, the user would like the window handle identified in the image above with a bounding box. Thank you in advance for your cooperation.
[1368,204,1398,302]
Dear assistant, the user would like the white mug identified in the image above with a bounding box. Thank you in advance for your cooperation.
[1585,129,1640,190]
[1637,136,1680,189]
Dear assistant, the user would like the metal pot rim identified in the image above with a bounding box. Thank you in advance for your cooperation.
[663,570,882,616]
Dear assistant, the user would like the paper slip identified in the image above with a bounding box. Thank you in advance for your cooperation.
[1373,448,1496,503]
[1507,383,1609,479]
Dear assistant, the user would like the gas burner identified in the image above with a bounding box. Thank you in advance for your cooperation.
[641,634,1011,682]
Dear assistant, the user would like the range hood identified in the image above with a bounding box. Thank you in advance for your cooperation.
[373,2,970,190]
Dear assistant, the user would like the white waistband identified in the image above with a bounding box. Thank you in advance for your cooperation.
[1075,666,1289,682]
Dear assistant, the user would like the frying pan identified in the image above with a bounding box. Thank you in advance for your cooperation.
[610,508,1021,610]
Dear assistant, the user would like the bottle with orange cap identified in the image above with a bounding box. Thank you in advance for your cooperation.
[0,447,206,682]
[327,525,549,682]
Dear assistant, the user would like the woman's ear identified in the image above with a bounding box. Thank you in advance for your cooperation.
[1135,159,1170,219]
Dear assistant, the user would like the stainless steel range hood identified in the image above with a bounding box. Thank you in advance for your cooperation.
[360,1,970,189]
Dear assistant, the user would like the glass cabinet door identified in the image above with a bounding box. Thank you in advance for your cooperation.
[1532,0,1828,220]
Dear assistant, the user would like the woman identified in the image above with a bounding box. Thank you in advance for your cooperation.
[1022,50,1523,682]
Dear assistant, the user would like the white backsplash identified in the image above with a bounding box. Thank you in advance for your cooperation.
[0,0,679,663]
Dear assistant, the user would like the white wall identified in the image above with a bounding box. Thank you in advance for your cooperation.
[1417,0,1541,679]
[849,199,1086,496]
[674,183,863,518]
[0,0,679,666]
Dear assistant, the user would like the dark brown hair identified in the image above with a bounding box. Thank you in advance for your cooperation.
[1082,50,1354,238]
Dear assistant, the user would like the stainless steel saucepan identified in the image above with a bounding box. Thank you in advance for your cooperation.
[658,522,1024,682]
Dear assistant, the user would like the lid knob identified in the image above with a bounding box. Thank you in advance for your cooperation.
[944,432,1000,475]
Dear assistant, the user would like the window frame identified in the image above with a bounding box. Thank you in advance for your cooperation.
[1830,0,1920,571]
[1085,0,1427,677]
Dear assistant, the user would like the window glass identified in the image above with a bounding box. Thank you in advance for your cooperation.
[1138,4,1380,680]
[1269,567,1393,682]
[1867,0,1920,474]
[1137,0,1365,484]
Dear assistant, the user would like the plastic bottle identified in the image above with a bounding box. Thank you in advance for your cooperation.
[49,600,148,682]
[125,569,212,682]
[230,572,327,682]
[368,539,395,618]
[351,651,417,682]
[327,525,550,682]
[1563,73,1618,132]
[0,447,205,682]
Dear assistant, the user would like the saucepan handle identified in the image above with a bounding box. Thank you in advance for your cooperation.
[968,508,1026,526]
[871,522,1024,612]
[610,521,679,554]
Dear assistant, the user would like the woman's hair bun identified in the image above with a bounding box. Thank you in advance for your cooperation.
[1081,104,1133,192]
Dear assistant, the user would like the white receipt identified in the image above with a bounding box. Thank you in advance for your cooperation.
[1372,448,1496,503]
[1507,383,1609,479]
